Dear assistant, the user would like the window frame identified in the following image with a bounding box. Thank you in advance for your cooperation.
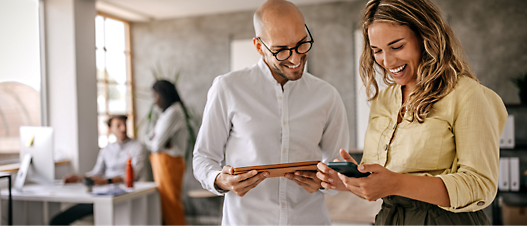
[95,12,136,147]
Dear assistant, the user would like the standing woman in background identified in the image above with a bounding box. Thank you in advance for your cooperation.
[317,0,507,224]
[145,80,189,225]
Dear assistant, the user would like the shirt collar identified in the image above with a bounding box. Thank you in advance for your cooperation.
[164,102,180,113]
[258,57,278,84]
[257,57,303,88]
[114,137,131,148]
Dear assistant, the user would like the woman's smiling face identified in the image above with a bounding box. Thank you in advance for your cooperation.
[368,21,423,91]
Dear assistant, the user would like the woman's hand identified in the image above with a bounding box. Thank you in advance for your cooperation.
[338,163,399,201]
[91,176,108,185]
[316,149,358,191]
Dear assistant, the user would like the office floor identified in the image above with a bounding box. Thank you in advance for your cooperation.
[185,217,372,226]
[332,222,373,226]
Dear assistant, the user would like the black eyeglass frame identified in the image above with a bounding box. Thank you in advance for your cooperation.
[257,24,314,61]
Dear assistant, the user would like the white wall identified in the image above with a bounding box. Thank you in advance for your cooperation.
[354,30,386,151]
[45,0,98,174]
[0,0,41,91]
[230,39,261,71]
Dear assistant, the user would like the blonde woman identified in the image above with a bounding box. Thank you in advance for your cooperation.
[317,0,507,224]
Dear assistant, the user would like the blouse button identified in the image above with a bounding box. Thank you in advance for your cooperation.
[384,144,388,151]
[477,201,485,206]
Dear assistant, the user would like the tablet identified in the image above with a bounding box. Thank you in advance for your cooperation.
[233,161,320,178]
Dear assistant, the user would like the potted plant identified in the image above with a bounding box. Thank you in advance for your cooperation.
[510,72,527,104]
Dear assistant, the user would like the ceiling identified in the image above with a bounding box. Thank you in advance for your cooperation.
[96,0,357,22]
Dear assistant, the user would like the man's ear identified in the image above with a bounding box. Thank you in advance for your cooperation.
[253,37,265,56]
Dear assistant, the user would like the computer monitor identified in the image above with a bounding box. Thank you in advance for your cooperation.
[17,126,54,188]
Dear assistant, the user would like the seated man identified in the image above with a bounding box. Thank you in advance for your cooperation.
[50,115,145,225]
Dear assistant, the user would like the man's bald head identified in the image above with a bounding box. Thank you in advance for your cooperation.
[254,0,305,39]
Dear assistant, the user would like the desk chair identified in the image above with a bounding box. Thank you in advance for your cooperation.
[0,173,12,225]
[187,189,223,225]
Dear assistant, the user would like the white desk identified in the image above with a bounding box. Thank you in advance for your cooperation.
[0,182,161,225]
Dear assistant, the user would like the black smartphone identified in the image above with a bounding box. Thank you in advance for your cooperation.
[327,162,370,178]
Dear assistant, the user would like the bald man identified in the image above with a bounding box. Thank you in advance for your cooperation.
[193,0,349,224]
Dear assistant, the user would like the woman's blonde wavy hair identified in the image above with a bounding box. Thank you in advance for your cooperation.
[359,0,478,123]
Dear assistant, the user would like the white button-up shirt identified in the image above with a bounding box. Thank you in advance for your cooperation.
[145,102,189,158]
[193,58,350,225]
[86,138,145,180]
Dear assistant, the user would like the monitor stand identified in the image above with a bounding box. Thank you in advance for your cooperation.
[14,153,31,191]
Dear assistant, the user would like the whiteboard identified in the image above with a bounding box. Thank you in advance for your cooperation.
[355,30,386,150]
[230,39,262,71]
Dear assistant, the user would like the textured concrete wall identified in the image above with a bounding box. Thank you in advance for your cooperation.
[132,11,256,219]
[432,0,527,103]
[131,2,366,219]
[132,0,527,148]
[131,0,527,219]
[131,2,364,148]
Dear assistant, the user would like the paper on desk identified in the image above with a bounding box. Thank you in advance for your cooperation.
[91,184,128,196]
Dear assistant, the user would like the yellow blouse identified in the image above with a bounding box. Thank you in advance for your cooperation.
[361,76,507,212]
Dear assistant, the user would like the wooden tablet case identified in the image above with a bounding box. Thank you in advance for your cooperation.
[233,161,320,178]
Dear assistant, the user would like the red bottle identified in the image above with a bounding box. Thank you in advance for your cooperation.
[126,159,134,188]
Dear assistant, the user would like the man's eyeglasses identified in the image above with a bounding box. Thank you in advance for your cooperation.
[257,24,314,61]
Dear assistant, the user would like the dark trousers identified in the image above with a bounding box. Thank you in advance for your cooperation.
[49,203,93,225]
[376,196,490,225]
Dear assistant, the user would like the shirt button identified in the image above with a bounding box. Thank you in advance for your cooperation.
[278,96,282,100]
[282,203,286,207]
[283,149,286,153]
[283,121,286,125]
[393,125,396,130]
[477,201,485,206]
[384,144,389,151]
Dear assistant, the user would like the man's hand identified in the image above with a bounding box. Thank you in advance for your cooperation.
[285,170,321,193]
[64,174,82,183]
[91,176,108,185]
[215,165,269,197]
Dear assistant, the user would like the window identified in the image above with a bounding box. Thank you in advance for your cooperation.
[95,14,135,148]
[0,0,42,163]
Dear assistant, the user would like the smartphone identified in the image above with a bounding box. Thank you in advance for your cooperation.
[327,162,370,178]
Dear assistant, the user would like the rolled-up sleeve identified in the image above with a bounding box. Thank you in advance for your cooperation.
[193,76,232,195]
[438,86,507,212]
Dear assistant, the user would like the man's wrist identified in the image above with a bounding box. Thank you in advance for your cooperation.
[214,173,229,193]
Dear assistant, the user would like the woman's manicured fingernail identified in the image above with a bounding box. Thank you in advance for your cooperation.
[359,165,365,170]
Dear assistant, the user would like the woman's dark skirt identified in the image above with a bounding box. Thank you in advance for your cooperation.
[375,196,490,225]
